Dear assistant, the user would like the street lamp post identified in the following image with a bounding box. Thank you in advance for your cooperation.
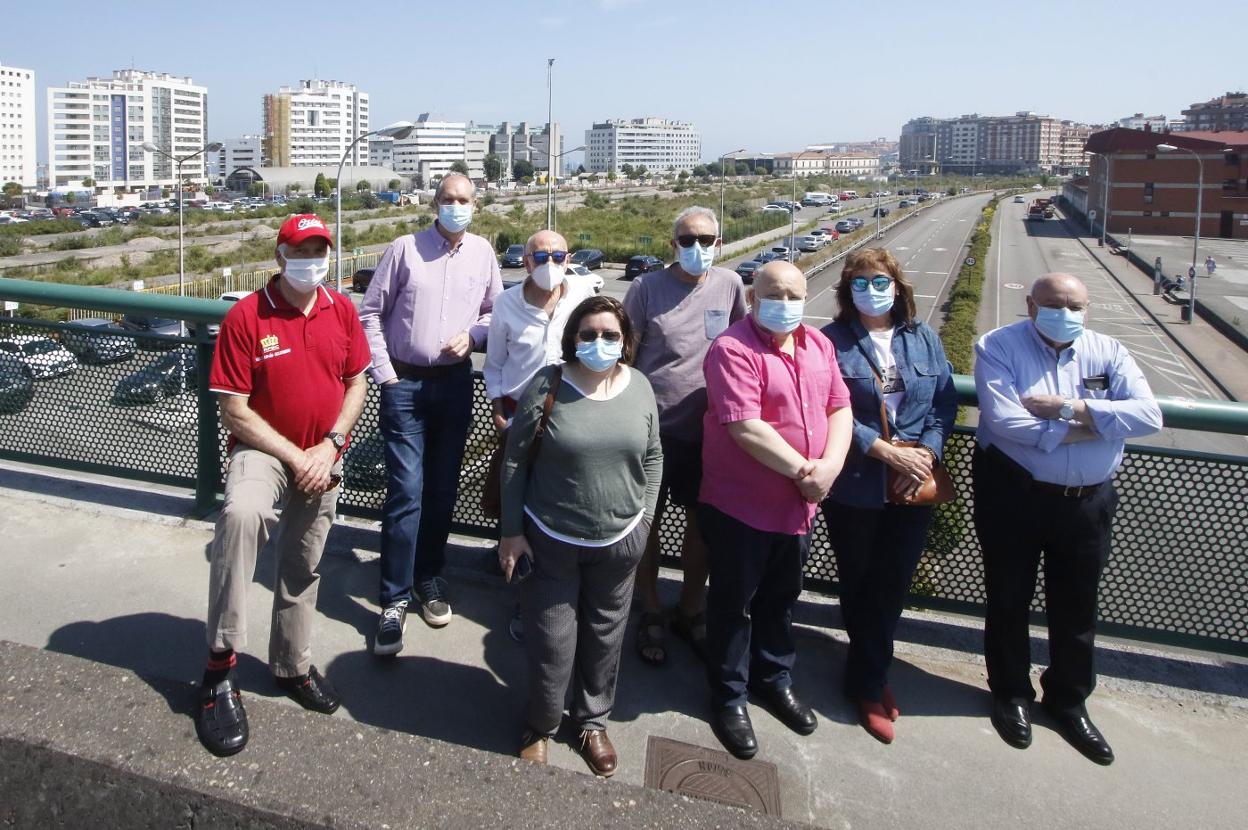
[142,140,223,309]
[334,121,415,292]
[545,58,556,229]
[1157,142,1227,324]
[719,148,745,237]
[547,145,585,232]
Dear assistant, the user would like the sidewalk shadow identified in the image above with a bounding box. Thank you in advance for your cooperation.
[0,465,194,519]
[43,612,271,717]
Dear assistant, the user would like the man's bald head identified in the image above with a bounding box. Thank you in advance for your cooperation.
[525,229,567,256]
[753,261,807,300]
[1030,273,1088,308]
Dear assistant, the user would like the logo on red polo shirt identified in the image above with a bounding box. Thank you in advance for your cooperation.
[255,333,291,363]
[260,334,279,353]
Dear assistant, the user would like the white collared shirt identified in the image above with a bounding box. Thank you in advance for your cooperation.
[483,274,597,401]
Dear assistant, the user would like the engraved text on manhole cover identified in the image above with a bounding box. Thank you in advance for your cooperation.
[643,736,782,817]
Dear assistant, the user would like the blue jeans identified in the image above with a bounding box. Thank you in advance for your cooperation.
[377,365,473,606]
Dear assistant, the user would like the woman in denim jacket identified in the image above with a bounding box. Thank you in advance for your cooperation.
[820,248,956,744]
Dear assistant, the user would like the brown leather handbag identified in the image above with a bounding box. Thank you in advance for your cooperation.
[865,360,955,507]
[480,367,561,519]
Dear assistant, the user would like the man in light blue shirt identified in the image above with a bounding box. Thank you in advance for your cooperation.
[973,273,1161,767]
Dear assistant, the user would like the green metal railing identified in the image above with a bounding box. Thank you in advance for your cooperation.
[2,277,1247,656]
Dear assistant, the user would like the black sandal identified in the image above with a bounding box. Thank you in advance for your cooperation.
[671,608,708,662]
[635,611,667,666]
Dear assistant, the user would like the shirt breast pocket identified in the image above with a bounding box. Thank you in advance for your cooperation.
[905,359,939,410]
[704,309,729,340]
[1081,373,1111,399]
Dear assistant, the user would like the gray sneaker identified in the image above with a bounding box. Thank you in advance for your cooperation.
[416,577,452,627]
[374,600,408,656]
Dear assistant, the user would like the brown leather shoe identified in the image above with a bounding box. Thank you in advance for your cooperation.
[519,730,548,765]
[579,729,618,777]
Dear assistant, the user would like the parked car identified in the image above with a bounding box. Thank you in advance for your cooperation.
[112,349,197,406]
[835,219,857,233]
[735,259,761,283]
[351,268,375,294]
[60,318,136,364]
[847,217,865,230]
[0,353,35,414]
[570,248,605,270]
[0,215,29,226]
[754,251,782,265]
[899,199,915,208]
[796,235,823,253]
[809,228,837,244]
[624,255,665,280]
[119,314,181,351]
[203,291,252,338]
[761,204,790,213]
[75,211,115,228]
[872,207,891,218]
[343,429,387,491]
[0,334,78,379]
[500,244,526,268]
[569,264,604,294]
[770,245,796,262]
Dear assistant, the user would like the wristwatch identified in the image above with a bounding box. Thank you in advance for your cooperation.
[324,431,347,451]
[1059,400,1075,421]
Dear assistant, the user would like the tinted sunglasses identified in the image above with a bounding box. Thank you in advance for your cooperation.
[676,234,718,248]
[531,250,569,265]
[850,275,894,292]
[577,329,623,343]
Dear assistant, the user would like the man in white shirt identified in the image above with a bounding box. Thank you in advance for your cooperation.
[484,229,596,641]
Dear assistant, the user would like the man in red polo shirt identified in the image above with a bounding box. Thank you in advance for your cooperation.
[196,214,370,757]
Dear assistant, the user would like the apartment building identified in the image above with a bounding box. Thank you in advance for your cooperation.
[584,117,700,174]
[491,121,562,175]
[390,115,466,185]
[772,150,881,178]
[47,69,208,191]
[1117,113,1168,131]
[208,135,264,183]
[899,112,1074,174]
[1181,93,1248,132]
[262,80,369,168]
[0,61,36,189]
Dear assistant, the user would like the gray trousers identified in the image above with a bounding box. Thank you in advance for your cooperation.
[206,447,341,677]
[520,518,649,735]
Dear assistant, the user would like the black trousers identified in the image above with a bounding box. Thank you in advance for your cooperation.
[822,499,933,702]
[699,503,810,709]
[973,446,1117,713]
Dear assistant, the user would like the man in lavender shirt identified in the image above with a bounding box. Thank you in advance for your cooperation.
[360,173,502,656]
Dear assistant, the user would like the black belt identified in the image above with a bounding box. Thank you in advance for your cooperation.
[978,444,1106,499]
[390,357,470,380]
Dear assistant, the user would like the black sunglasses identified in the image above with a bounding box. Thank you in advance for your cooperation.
[850,275,894,292]
[676,234,718,248]
[577,329,623,343]
[531,250,569,265]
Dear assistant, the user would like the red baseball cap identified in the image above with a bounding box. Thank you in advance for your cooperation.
[277,213,334,248]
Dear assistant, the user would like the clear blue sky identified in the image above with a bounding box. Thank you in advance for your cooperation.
[6,0,1246,164]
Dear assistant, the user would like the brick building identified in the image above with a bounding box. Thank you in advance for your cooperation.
[1083,127,1248,240]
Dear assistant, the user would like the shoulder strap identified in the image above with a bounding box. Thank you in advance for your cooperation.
[854,338,891,443]
[528,366,562,465]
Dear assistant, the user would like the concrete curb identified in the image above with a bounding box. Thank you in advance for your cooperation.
[0,640,801,829]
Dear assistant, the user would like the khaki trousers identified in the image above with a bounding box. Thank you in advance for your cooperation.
[206,446,341,677]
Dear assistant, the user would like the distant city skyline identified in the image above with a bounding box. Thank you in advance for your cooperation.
[6,0,1247,168]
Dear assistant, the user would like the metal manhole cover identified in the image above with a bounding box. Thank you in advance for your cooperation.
[643,736,782,817]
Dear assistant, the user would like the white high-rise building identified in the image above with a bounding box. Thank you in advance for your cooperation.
[208,136,264,183]
[490,121,562,177]
[584,117,699,174]
[263,80,369,168]
[47,69,209,191]
[390,115,466,185]
[0,61,36,189]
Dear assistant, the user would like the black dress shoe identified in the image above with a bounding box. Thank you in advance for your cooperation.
[196,675,248,756]
[990,698,1032,749]
[1044,703,1114,766]
[751,685,817,735]
[711,705,758,760]
[276,666,341,714]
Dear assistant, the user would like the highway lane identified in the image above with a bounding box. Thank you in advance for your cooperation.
[981,196,1247,454]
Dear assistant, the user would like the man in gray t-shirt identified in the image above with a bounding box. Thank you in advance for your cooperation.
[623,205,747,666]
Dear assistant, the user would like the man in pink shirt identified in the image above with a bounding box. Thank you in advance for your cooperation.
[699,260,852,759]
[359,173,502,655]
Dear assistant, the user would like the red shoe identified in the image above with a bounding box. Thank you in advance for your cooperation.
[858,700,895,744]
[881,686,900,722]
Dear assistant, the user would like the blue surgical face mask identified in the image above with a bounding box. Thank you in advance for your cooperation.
[852,284,895,317]
[437,202,473,232]
[1033,305,1085,344]
[677,241,715,276]
[575,338,623,372]
[756,298,804,334]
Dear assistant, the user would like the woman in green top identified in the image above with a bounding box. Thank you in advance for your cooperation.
[499,295,663,778]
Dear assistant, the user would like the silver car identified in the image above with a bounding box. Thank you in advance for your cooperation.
[0,334,78,379]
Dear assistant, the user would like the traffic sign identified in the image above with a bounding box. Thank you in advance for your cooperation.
[579,233,591,244]
[639,235,652,246]
[964,256,977,266]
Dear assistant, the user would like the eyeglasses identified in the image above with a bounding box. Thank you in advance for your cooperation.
[850,275,894,292]
[577,329,623,343]
[531,250,569,265]
[676,234,718,248]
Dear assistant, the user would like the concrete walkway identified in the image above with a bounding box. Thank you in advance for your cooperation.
[1,460,1246,828]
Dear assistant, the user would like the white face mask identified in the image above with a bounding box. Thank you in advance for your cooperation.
[279,243,329,292]
[530,260,565,291]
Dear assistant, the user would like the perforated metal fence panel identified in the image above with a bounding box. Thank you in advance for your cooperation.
[1,316,1245,656]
